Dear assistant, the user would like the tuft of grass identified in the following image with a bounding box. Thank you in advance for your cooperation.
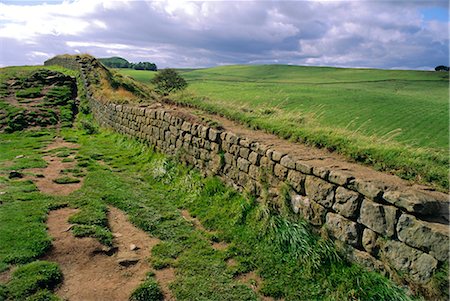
[15,87,43,99]
[6,261,62,300]
[129,278,163,301]
[52,176,80,184]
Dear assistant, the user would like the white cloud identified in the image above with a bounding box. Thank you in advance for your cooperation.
[0,0,448,69]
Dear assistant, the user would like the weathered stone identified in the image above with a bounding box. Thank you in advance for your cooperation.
[295,161,313,174]
[239,147,250,159]
[272,151,285,162]
[117,256,140,267]
[291,194,327,226]
[248,165,260,180]
[226,132,239,144]
[286,170,305,194]
[280,155,295,169]
[397,213,449,262]
[332,187,361,219]
[383,190,442,216]
[362,228,379,255]
[305,176,335,208]
[312,166,330,179]
[382,240,438,284]
[239,138,251,148]
[274,164,288,179]
[248,152,260,165]
[358,199,397,237]
[328,170,354,186]
[326,213,359,247]
[347,247,385,273]
[208,128,219,142]
[237,157,250,172]
[351,179,383,200]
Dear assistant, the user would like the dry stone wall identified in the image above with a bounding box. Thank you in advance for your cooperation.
[47,55,449,291]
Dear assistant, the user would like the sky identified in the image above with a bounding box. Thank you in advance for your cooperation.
[0,0,449,70]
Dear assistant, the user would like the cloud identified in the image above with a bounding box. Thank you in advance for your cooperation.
[0,0,448,69]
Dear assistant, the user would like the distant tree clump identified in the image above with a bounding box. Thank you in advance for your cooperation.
[434,65,449,72]
[99,57,157,71]
[151,69,187,95]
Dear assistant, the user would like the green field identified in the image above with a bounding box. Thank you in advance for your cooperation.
[118,65,449,190]
[113,68,157,83]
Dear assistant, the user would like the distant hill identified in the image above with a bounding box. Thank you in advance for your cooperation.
[99,57,157,71]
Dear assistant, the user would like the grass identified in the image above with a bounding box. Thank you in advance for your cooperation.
[5,261,62,300]
[118,64,449,190]
[59,119,419,300]
[0,121,422,300]
[113,68,157,83]
[52,176,80,184]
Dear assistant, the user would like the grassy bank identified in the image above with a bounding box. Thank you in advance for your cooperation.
[117,65,448,190]
[0,120,420,300]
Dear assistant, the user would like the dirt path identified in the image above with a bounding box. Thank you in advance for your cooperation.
[44,207,172,301]
[25,138,83,195]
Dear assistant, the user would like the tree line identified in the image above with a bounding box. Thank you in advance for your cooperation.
[99,57,157,71]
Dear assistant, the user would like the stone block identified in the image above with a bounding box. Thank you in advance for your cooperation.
[272,151,285,162]
[382,240,438,284]
[312,166,330,179]
[328,170,354,186]
[248,165,260,180]
[226,132,239,145]
[397,213,449,262]
[239,147,250,159]
[350,179,383,200]
[358,199,397,237]
[248,152,260,165]
[237,157,250,172]
[347,248,385,273]
[280,155,295,169]
[295,161,313,174]
[286,170,305,194]
[383,190,443,216]
[200,126,209,139]
[362,228,379,256]
[208,128,220,142]
[239,138,251,148]
[326,213,359,247]
[332,187,361,219]
[305,176,335,208]
[274,164,288,179]
[291,194,327,226]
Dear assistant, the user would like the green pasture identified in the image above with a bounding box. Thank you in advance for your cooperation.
[179,65,449,149]
[113,68,157,83]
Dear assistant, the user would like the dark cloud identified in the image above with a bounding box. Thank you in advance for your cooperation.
[0,0,448,69]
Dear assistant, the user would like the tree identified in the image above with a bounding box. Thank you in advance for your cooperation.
[434,65,449,72]
[151,69,187,95]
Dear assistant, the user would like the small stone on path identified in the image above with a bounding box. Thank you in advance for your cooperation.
[130,244,139,251]
[117,256,140,267]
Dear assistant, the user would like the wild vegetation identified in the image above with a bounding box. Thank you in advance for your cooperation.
[0,64,427,300]
[0,67,78,132]
[99,56,157,71]
[118,64,449,190]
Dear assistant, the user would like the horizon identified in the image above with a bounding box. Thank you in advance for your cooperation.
[1,1,449,70]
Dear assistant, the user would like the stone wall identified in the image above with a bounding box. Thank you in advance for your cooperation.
[47,55,449,291]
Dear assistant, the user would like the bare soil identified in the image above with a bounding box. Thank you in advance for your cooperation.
[25,138,83,196]
[44,206,175,301]
[236,271,279,301]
